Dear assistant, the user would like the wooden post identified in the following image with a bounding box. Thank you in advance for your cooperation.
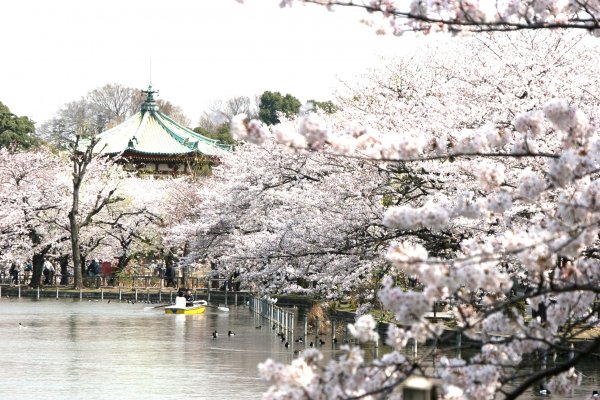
[37,286,40,300]
[304,315,308,339]
[101,288,104,302]
[80,288,82,300]
[18,284,21,298]
[135,289,138,302]
[56,286,59,299]
[413,338,418,360]
[119,288,122,301]
[332,320,336,344]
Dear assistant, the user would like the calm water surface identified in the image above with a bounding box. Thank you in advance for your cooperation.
[0,298,298,400]
[1,298,598,399]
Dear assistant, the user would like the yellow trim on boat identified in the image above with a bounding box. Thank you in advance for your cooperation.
[164,306,206,315]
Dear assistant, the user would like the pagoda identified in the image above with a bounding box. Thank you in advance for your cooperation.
[93,85,231,175]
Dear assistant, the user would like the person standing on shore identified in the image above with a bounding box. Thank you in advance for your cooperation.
[23,259,32,285]
[43,259,55,285]
[9,262,20,285]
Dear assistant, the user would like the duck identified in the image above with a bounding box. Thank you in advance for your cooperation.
[255,325,261,329]
[107,300,111,304]
[592,390,599,398]
[309,342,314,347]
[18,322,27,329]
[212,332,218,339]
[284,342,289,348]
[332,337,338,344]
[295,337,303,343]
[319,339,326,345]
[281,336,286,342]
[228,330,235,336]
[272,324,276,330]
[538,385,550,396]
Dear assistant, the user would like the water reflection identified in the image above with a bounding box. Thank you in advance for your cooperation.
[0,298,292,400]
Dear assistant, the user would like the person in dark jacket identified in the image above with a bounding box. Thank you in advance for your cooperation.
[10,262,20,285]
[184,289,194,307]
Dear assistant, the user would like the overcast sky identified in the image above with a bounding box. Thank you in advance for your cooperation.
[1,0,419,127]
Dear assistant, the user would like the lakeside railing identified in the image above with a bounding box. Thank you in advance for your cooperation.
[249,296,296,345]
[0,272,233,291]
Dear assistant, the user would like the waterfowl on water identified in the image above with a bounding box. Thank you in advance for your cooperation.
[538,385,550,396]
[592,390,599,398]
[228,331,235,336]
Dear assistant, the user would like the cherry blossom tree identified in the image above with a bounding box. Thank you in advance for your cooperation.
[0,148,70,287]
[269,0,600,34]
[170,117,422,300]
[226,29,600,399]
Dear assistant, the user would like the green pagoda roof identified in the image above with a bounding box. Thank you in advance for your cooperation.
[94,85,232,158]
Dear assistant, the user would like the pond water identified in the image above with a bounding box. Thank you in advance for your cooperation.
[1,298,598,399]
[0,298,297,400]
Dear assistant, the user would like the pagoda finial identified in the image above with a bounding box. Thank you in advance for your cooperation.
[141,85,159,112]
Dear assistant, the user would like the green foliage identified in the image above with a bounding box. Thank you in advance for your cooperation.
[258,91,301,125]
[308,99,338,114]
[0,101,40,150]
[382,194,395,207]
[193,124,236,145]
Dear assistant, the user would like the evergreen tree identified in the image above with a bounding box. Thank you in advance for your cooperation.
[0,101,39,150]
[258,91,301,125]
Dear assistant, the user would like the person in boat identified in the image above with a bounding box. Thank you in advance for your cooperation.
[184,289,194,307]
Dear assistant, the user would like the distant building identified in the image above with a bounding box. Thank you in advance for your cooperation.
[93,85,231,175]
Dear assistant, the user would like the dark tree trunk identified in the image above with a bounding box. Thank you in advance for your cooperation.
[30,252,45,288]
[59,254,70,285]
[117,254,131,272]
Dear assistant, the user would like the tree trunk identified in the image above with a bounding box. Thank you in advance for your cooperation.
[30,252,45,288]
[117,254,131,272]
[182,241,190,288]
[59,254,69,285]
[70,180,82,289]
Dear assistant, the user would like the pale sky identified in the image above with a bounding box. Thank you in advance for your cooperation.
[0,0,419,127]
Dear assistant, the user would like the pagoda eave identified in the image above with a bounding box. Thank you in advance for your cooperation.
[105,150,220,163]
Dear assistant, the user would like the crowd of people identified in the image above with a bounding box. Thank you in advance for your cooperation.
[2,258,70,286]
[2,258,242,291]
